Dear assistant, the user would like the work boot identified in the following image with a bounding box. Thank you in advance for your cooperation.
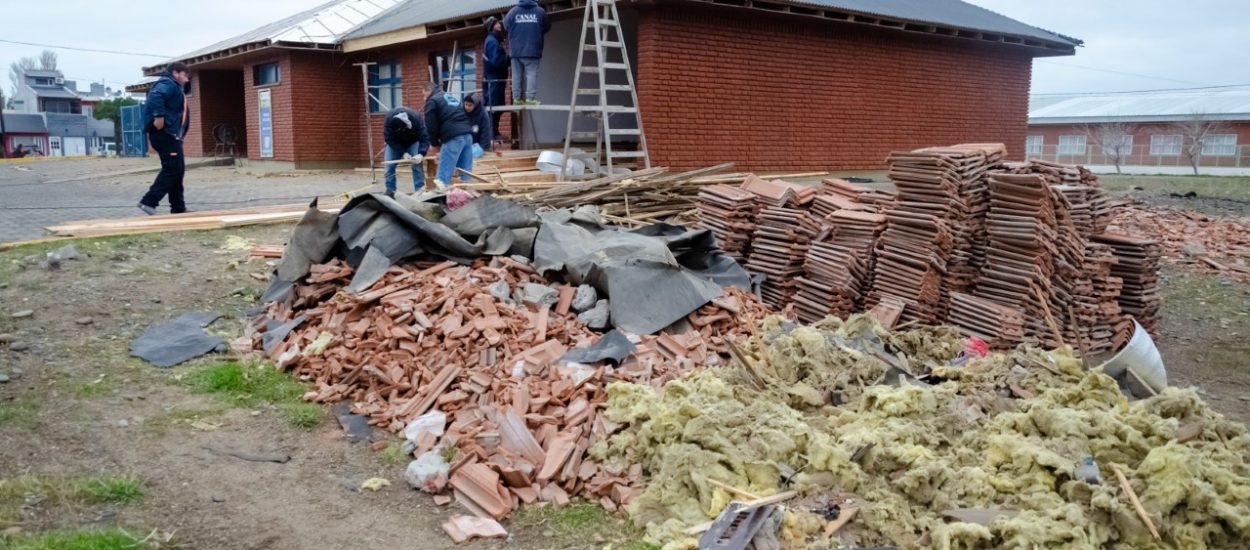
[137,203,156,216]
[384,189,396,199]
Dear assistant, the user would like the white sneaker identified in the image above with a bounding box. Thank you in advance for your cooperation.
[137,204,157,216]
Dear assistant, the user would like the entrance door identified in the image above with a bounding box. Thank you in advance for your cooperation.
[49,136,63,156]
[64,137,87,156]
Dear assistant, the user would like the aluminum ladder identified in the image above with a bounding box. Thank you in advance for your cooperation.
[560,0,651,180]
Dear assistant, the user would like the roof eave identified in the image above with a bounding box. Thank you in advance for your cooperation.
[1030,114,1250,125]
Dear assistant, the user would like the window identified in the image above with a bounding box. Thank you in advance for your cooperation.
[253,63,280,86]
[1101,134,1133,155]
[41,99,73,113]
[433,50,477,99]
[1057,135,1086,155]
[1025,135,1043,155]
[1202,134,1237,156]
[1151,134,1182,156]
[368,61,402,113]
[34,77,53,86]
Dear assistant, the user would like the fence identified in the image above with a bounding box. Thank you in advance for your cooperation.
[120,104,147,158]
[1026,143,1250,171]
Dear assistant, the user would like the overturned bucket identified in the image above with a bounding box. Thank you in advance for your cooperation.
[1099,318,1167,395]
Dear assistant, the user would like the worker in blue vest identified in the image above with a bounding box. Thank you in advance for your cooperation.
[504,0,550,105]
[482,16,509,136]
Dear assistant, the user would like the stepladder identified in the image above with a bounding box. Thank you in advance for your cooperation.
[561,0,651,180]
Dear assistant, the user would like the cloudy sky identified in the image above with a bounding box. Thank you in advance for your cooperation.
[3,0,1248,98]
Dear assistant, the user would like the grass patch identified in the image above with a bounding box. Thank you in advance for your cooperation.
[376,441,407,465]
[60,376,117,398]
[189,361,321,429]
[1100,174,1250,201]
[514,503,655,549]
[0,475,143,527]
[0,527,176,550]
[0,399,39,429]
[282,403,323,430]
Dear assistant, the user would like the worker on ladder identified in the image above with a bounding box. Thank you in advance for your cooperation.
[505,0,550,105]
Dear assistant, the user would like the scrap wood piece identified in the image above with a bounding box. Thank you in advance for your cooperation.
[1176,420,1204,443]
[442,515,508,543]
[684,490,799,535]
[824,506,860,537]
[707,478,760,500]
[202,445,291,464]
[1111,463,1162,540]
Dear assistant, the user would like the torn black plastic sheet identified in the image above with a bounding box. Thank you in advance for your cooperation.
[131,311,225,368]
[560,329,636,365]
[262,198,340,303]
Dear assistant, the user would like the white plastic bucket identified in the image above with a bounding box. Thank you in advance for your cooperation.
[1099,319,1167,394]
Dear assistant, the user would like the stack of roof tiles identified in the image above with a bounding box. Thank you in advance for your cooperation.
[823,178,897,211]
[795,210,887,322]
[695,184,759,261]
[745,203,819,308]
[1093,233,1163,334]
[866,148,969,324]
[952,172,1058,345]
[1081,242,1125,353]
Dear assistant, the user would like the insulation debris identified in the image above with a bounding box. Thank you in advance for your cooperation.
[594,314,1250,549]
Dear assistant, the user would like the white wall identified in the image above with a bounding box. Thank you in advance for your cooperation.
[523,8,639,146]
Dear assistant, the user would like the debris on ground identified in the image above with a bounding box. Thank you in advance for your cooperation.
[441,515,508,543]
[592,313,1250,548]
[360,477,391,492]
[130,311,226,368]
[1108,204,1250,281]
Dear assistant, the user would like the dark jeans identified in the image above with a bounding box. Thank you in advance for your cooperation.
[140,131,187,212]
[484,79,506,136]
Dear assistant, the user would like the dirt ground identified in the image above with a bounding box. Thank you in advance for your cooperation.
[0,166,1247,547]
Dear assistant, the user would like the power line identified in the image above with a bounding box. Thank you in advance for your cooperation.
[1032,83,1250,97]
[0,39,169,59]
[1035,60,1210,87]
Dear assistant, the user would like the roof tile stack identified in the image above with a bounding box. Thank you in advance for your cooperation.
[948,291,1025,348]
[795,210,887,322]
[696,184,759,261]
[1094,233,1162,334]
[866,149,965,324]
[1082,242,1124,353]
[959,172,1057,345]
[823,178,897,211]
[745,204,818,308]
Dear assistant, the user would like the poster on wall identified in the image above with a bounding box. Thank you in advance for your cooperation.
[258,89,274,158]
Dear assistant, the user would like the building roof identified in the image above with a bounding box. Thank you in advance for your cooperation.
[159,0,403,67]
[1,113,48,134]
[22,69,61,78]
[1029,86,1250,124]
[25,86,80,100]
[342,0,1079,52]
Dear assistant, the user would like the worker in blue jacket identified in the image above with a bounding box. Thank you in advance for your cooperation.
[504,0,550,104]
[482,16,509,136]
[463,94,493,155]
[425,87,475,185]
[137,62,192,215]
[382,106,431,197]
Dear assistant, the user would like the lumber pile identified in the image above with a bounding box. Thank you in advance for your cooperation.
[248,255,766,516]
[45,200,348,238]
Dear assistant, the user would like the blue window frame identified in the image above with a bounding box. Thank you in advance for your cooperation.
[368,61,402,113]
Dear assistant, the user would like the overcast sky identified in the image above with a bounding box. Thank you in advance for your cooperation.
[3,0,1248,98]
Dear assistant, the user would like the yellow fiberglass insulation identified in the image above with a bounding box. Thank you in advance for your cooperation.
[592,315,1250,549]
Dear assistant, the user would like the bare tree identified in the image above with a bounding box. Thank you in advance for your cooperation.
[1084,121,1136,174]
[8,56,38,97]
[38,49,58,70]
[1172,113,1231,175]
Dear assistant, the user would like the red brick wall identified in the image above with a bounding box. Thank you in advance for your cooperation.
[243,54,295,162]
[289,51,367,166]
[635,5,1035,171]
[185,70,247,157]
[1027,122,1250,167]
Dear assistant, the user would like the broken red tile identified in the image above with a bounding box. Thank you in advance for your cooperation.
[442,515,507,543]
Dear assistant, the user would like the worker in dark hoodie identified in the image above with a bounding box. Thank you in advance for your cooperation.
[504,0,550,105]
[482,16,509,136]
[381,106,431,197]
[137,62,192,215]
[424,85,476,186]
[462,94,493,154]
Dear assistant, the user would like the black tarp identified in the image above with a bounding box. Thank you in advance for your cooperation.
[131,311,224,368]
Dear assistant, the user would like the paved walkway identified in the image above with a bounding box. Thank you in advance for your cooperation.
[0,158,380,243]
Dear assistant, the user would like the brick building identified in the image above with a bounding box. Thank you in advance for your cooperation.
[1027,87,1250,175]
[135,0,1077,170]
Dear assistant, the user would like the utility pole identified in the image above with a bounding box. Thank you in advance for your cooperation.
[0,88,8,159]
